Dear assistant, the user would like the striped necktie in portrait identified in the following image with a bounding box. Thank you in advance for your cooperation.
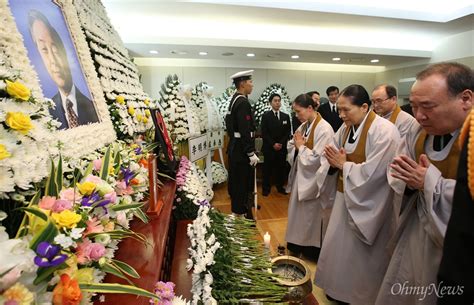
[66,99,79,128]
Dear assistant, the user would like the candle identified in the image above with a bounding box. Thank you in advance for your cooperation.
[264,232,271,249]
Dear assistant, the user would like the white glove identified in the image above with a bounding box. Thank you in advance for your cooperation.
[249,153,260,166]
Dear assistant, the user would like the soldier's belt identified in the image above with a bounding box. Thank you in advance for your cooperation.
[234,132,254,138]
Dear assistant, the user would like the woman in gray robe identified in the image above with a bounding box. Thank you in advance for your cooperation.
[314,84,400,305]
[285,93,336,260]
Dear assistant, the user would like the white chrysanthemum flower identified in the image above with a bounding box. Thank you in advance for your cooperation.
[54,234,75,249]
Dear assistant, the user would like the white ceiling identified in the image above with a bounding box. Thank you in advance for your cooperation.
[102,0,473,69]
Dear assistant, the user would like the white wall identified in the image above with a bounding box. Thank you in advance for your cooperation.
[138,65,375,101]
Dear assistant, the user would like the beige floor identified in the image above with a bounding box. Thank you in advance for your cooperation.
[212,182,337,305]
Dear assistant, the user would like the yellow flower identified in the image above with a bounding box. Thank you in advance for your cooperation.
[144,99,150,106]
[6,80,31,101]
[128,106,135,116]
[59,255,78,278]
[145,109,151,118]
[75,268,94,284]
[3,282,34,305]
[0,144,12,160]
[6,112,34,135]
[77,181,95,195]
[52,210,82,229]
[136,114,143,122]
[116,96,125,105]
[143,117,149,124]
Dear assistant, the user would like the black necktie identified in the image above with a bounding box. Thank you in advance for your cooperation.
[274,111,279,120]
[66,99,79,128]
[332,105,337,113]
[433,134,453,151]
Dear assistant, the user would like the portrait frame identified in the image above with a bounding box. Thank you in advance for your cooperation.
[1,0,116,158]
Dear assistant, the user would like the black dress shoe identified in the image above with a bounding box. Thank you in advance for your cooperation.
[262,191,270,196]
[277,188,287,195]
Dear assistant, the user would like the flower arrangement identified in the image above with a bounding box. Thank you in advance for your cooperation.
[0,57,58,196]
[174,156,213,220]
[191,82,208,134]
[150,281,190,305]
[214,86,236,130]
[158,75,193,143]
[210,162,227,185]
[178,84,201,138]
[75,0,156,139]
[0,143,158,304]
[254,83,292,128]
[187,206,287,303]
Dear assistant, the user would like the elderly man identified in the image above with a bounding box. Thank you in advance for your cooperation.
[29,10,99,129]
[376,62,473,305]
[372,84,417,137]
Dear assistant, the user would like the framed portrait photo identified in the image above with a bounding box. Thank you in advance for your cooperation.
[3,0,116,157]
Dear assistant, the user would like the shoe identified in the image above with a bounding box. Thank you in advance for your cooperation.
[262,191,270,197]
[277,188,287,195]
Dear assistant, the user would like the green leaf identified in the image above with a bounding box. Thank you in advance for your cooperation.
[100,146,112,180]
[73,168,83,186]
[30,189,42,206]
[30,220,58,250]
[113,151,121,175]
[133,208,149,224]
[18,207,48,222]
[45,159,58,197]
[83,162,94,178]
[34,263,66,286]
[55,155,63,193]
[79,283,157,299]
[110,203,144,212]
[111,259,140,278]
[100,263,135,286]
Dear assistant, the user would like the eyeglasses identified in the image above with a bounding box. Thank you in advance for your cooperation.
[371,97,391,104]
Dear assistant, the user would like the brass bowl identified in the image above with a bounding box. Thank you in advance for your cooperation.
[269,256,313,302]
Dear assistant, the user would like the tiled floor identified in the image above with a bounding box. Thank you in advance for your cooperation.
[211,182,337,305]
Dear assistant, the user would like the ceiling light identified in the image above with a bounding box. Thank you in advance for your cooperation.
[246,53,255,57]
[291,55,300,59]
[222,52,234,56]
[332,57,341,61]
[199,52,208,56]
[371,59,380,63]
[149,50,159,54]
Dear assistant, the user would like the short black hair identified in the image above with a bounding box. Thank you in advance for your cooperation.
[293,93,314,109]
[416,62,474,97]
[374,84,397,98]
[306,91,320,97]
[326,86,339,96]
[340,84,371,108]
[269,93,281,103]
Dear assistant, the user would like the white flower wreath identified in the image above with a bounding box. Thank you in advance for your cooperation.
[254,83,292,128]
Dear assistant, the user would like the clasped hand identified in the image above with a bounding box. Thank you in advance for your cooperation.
[324,145,346,169]
[390,154,429,190]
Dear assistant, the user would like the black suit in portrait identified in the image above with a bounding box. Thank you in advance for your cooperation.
[318,102,343,132]
[261,110,291,194]
[49,86,100,130]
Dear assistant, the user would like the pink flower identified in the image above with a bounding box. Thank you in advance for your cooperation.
[84,175,102,184]
[60,188,82,203]
[52,199,73,212]
[0,266,22,289]
[115,180,134,195]
[93,159,102,171]
[38,196,56,210]
[76,238,106,264]
[103,191,117,204]
[84,217,104,236]
[116,211,128,227]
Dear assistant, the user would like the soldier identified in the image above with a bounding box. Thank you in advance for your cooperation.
[226,70,259,219]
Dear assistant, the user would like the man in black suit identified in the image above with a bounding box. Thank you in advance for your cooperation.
[29,10,99,130]
[260,93,291,196]
[318,86,343,132]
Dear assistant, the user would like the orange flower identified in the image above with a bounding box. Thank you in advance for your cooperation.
[138,158,148,168]
[130,178,140,185]
[53,274,82,305]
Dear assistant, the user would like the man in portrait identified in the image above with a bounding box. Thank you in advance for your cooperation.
[28,10,99,129]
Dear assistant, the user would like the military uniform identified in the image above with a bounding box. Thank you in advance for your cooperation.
[226,92,256,215]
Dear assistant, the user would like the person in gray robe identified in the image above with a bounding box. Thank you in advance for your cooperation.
[376,63,473,305]
[285,94,336,261]
[314,84,400,305]
[372,84,418,138]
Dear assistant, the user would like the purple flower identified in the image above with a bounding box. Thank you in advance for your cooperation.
[134,147,142,155]
[34,242,67,268]
[81,191,101,207]
[199,199,210,206]
[120,167,135,186]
